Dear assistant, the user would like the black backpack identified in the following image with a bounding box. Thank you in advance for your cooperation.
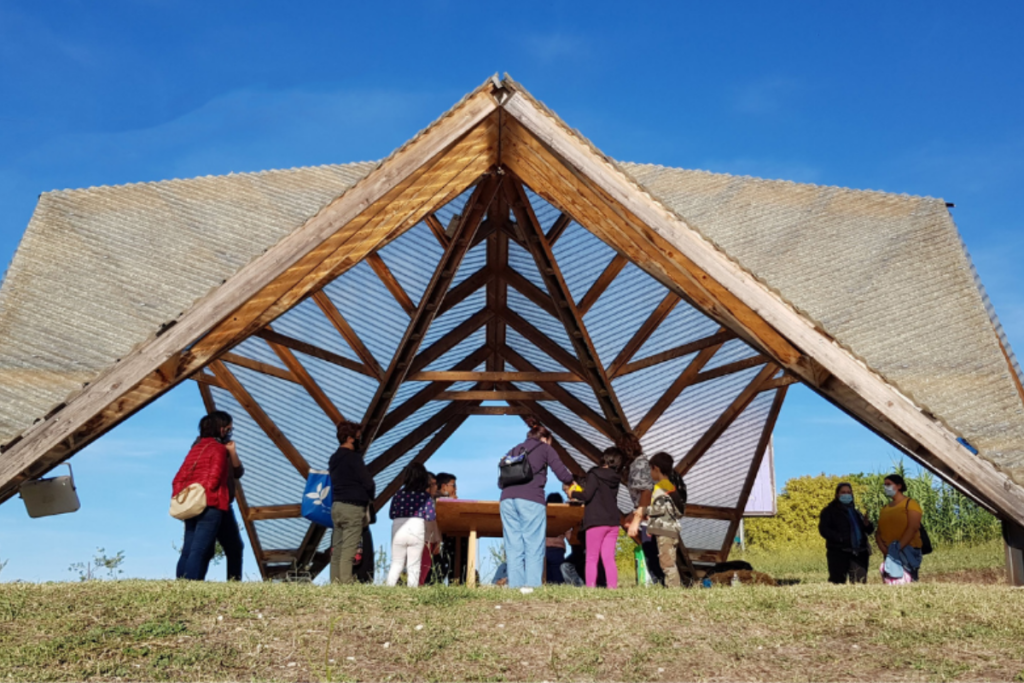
[498,444,538,489]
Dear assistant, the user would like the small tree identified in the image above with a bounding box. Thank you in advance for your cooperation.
[68,548,125,581]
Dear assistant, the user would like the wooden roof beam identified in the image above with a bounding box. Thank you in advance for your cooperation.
[635,334,728,438]
[486,201,510,377]
[433,390,551,401]
[408,308,493,375]
[254,328,374,378]
[363,171,501,452]
[366,252,417,317]
[505,176,630,437]
[676,363,779,476]
[408,370,582,382]
[499,308,587,379]
[614,330,736,378]
[220,352,299,384]
[546,212,572,245]
[265,329,345,424]
[313,291,385,381]
[209,360,311,478]
[606,291,680,377]
[500,267,560,319]
[577,255,628,317]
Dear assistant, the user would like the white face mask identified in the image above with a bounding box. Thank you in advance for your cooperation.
[883,485,897,499]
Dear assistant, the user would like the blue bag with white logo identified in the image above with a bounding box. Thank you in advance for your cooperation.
[301,469,333,528]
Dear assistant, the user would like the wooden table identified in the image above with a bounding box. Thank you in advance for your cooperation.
[435,500,584,587]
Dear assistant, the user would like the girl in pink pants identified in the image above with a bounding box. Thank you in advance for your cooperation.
[585,525,619,588]
[570,448,623,589]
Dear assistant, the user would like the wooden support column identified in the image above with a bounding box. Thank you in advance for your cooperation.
[676,363,779,476]
[197,382,217,414]
[486,194,510,378]
[720,385,789,557]
[366,252,417,317]
[362,173,503,448]
[233,481,268,580]
[505,177,631,437]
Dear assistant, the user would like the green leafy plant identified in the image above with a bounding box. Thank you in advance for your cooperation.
[68,548,125,581]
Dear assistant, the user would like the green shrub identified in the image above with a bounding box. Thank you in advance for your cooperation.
[745,460,1001,550]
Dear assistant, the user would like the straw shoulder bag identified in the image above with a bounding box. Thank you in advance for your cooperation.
[170,443,214,520]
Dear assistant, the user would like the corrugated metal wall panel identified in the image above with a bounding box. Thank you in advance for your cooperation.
[422,327,487,372]
[505,328,568,372]
[584,262,668,365]
[633,300,722,362]
[507,288,574,353]
[612,354,696,427]
[680,518,731,552]
[376,221,445,306]
[551,221,619,304]
[271,297,360,362]
[507,240,549,293]
[229,336,290,370]
[292,352,378,421]
[421,288,485,349]
[321,261,408,366]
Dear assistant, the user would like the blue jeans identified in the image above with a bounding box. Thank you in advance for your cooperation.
[500,498,546,588]
[176,506,224,580]
[200,505,244,581]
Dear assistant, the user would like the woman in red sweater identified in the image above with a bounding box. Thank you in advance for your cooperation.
[173,412,233,580]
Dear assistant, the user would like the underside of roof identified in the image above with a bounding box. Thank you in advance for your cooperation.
[1,76,1023,579]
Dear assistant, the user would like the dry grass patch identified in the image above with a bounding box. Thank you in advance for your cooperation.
[1,580,1023,682]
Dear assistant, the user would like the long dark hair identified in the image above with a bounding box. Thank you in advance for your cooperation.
[199,411,233,441]
[601,446,623,471]
[403,462,430,494]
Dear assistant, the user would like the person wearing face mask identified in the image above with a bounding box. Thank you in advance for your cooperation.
[875,474,924,583]
[818,482,874,584]
[328,420,375,584]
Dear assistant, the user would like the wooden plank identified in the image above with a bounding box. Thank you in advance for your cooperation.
[197,381,217,414]
[408,371,581,382]
[378,345,492,437]
[312,291,385,380]
[363,174,503,449]
[209,361,311,478]
[248,504,303,521]
[685,504,740,521]
[499,344,617,440]
[0,91,499,504]
[693,355,768,385]
[408,309,493,375]
[437,267,492,317]
[500,266,560,319]
[424,213,450,247]
[434,390,551,401]
[614,330,736,378]
[720,386,789,556]
[265,331,345,424]
[605,291,679,377]
[676,363,779,476]
[373,413,469,511]
[546,212,572,245]
[506,177,631,436]
[577,255,628,316]
[366,252,417,316]
[233,481,267,580]
[369,401,470,477]
[462,406,533,416]
[486,203,509,376]
[255,328,373,378]
[221,352,298,384]
[498,308,587,378]
[635,337,728,438]
[191,373,224,390]
[760,374,801,392]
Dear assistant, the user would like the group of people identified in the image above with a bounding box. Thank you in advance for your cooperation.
[819,476,926,584]
[171,411,929,588]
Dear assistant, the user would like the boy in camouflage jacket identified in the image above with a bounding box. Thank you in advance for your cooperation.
[647,452,686,588]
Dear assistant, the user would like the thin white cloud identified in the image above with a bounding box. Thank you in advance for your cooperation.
[731,77,803,116]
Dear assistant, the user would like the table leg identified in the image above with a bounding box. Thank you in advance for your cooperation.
[454,536,462,585]
[467,528,478,588]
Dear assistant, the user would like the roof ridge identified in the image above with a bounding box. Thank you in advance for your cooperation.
[40,160,381,197]
[618,161,944,203]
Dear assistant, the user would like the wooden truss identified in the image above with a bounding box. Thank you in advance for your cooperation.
[185,167,793,578]
[5,78,1021,582]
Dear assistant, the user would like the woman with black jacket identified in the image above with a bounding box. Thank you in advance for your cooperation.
[571,447,623,588]
[818,482,875,584]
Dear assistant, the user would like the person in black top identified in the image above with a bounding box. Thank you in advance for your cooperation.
[818,482,874,584]
[570,448,624,588]
[328,420,375,584]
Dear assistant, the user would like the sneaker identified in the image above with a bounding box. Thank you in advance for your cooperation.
[519,587,534,594]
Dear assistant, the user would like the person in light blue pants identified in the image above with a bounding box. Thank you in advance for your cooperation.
[498,419,574,589]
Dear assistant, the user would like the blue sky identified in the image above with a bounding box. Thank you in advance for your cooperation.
[1,1,1023,582]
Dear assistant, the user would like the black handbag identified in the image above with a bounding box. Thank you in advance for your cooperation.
[906,499,933,555]
[498,445,538,489]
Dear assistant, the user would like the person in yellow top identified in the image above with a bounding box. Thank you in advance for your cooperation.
[874,474,923,583]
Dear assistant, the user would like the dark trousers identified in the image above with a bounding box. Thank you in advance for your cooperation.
[176,506,223,581]
[354,527,374,584]
[199,505,244,581]
[641,528,665,585]
[545,546,566,584]
[826,548,869,584]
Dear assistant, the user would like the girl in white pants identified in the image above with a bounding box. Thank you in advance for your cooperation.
[385,463,438,587]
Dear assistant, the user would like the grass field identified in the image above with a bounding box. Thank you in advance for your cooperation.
[0,542,1019,683]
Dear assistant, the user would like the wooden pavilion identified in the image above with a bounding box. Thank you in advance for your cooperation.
[1,76,1022,582]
